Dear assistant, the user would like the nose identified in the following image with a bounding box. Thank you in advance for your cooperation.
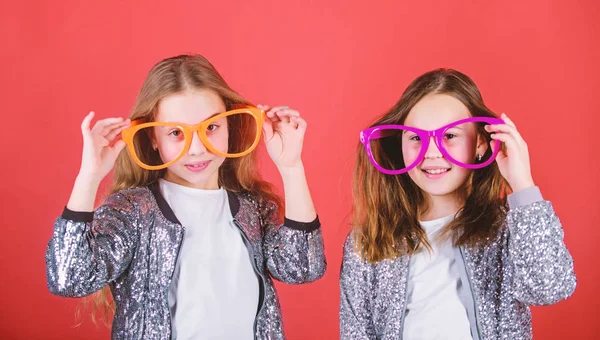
[424,136,443,159]
[187,131,207,156]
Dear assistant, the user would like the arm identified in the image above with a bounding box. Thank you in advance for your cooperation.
[262,186,326,284]
[487,114,576,305]
[260,105,326,283]
[45,112,134,296]
[506,186,576,305]
[46,192,139,297]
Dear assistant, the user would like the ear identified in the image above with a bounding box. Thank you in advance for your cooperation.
[475,132,489,157]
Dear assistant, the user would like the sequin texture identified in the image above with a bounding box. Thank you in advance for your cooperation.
[46,185,326,340]
[340,200,576,339]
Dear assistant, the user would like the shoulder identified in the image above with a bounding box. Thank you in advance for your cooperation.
[101,186,153,213]
[233,190,277,214]
[342,228,366,263]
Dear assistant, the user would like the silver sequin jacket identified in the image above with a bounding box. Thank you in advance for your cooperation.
[340,187,576,340]
[46,183,326,339]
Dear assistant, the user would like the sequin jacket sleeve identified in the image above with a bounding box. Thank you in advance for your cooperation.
[261,197,326,284]
[45,192,140,297]
[506,186,576,305]
[339,233,376,340]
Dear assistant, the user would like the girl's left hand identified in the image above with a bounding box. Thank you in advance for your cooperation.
[259,104,307,169]
[485,113,535,192]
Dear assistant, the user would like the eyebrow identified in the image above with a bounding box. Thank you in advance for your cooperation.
[398,124,468,133]
[447,124,467,130]
[156,112,225,124]
[204,112,224,120]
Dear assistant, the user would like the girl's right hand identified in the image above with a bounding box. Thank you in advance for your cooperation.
[78,111,131,183]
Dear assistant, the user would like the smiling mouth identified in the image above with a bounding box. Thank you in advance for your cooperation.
[187,162,208,168]
[185,161,211,171]
[422,168,450,174]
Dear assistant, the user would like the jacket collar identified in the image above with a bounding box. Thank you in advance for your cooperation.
[148,181,241,225]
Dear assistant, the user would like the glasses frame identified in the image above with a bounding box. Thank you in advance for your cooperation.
[121,107,266,170]
[360,117,505,175]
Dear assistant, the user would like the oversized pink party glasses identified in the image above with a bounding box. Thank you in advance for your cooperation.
[360,117,505,175]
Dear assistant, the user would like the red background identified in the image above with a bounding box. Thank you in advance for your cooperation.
[1,1,598,339]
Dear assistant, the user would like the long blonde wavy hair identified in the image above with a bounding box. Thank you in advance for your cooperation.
[80,54,281,326]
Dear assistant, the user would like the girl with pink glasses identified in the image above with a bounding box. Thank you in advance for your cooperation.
[340,69,576,339]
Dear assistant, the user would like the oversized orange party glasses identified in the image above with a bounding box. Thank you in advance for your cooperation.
[121,107,265,170]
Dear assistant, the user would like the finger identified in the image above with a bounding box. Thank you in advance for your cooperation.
[501,113,517,129]
[266,106,289,118]
[266,110,281,122]
[97,136,110,147]
[112,139,127,153]
[262,118,274,142]
[91,117,126,134]
[81,111,95,135]
[273,110,298,124]
[274,109,300,119]
[98,119,130,137]
[490,132,519,151]
[293,116,307,132]
[105,122,131,142]
[257,104,271,111]
[485,124,524,143]
[491,140,507,161]
[269,106,290,113]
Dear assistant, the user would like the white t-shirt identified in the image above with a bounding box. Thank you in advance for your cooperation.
[160,179,259,340]
[402,213,473,340]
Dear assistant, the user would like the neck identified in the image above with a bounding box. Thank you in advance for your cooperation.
[163,171,220,190]
[420,191,463,221]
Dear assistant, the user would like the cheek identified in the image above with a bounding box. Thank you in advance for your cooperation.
[209,129,229,152]
[402,143,422,166]
[446,139,477,163]
[407,167,421,184]
[157,139,185,162]
[452,166,472,180]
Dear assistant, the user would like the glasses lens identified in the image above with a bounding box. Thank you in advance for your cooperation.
[131,124,186,168]
[222,111,259,156]
[368,127,423,172]
[442,121,494,166]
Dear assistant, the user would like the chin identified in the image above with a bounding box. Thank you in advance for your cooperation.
[410,169,471,197]
[412,177,465,198]
[418,185,458,197]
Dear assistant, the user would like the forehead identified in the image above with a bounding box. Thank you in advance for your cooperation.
[404,94,470,130]
[156,89,226,124]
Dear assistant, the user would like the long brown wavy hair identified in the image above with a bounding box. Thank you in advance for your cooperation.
[352,69,509,263]
[80,54,282,326]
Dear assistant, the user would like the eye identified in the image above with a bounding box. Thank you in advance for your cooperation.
[444,133,457,139]
[207,124,219,132]
[409,135,421,141]
[169,129,183,137]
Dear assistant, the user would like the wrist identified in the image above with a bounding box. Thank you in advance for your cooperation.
[76,171,103,188]
[277,162,305,179]
[510,178,535,193]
